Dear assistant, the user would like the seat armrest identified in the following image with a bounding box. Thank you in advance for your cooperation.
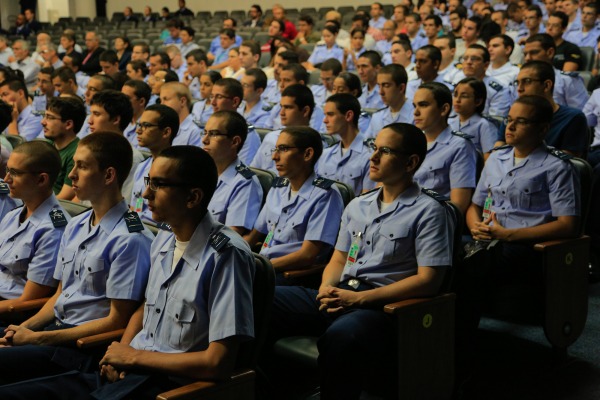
[533,236,590,251]
[282,264,326,279]
[77,329,125,349]
[0,297,51,314]
[384,293,456,315]
[156,369,255,400]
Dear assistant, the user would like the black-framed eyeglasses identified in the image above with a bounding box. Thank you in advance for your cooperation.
[270,145,305,154]
[511,78,544,87]
[201,129,230,138]
[136,122,160,131]
[43,113,63,121]
[503,116,542,127]
[209,94,232,101]
[6,168,41,177]
[144,176,190,191]
[368,142,409,156]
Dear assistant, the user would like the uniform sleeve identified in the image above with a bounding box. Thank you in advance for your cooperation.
[565,75,590,109]
[488,88,511,117]
[253,195,270,234]
[415,202,454,267]
[304,187,345,246]
[224,177,263,230]
[253,112,271,129]
[479,119,499,154]
[106,232,152,301]
[207,245,255,342]
[334,204,353,252]
[26,225,63,287]
[583,91,599,128]
[548,160,580,217]
[449,140,478,189]
[19,115,43,141]
[472,161,490,208]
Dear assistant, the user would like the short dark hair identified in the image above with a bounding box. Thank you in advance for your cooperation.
[467,15,483,31]
[0,78,28,98]
[417,44,442,65]
[281,126,323,168]
[490,34,515,56]
[220,28,235,39]
[214,78,244,101]
[326,93,361,127]
[151,52,170,67]
[186,49,208,64]
[358,50,383,67]
[383,123,427,171]
[128,60,149,77]
[79,132,133,188]
[520,60,555,90]
[277,50,300,64]
[451,5,468,19]
[13,141,62,185]
[47,96,87,132]
[526,5,543,18]
[181,26,195,37]
[123,79,152,106]
[282,84,315,118]
[158,146,217,211]
[320,58,342,75]
[166,18,184,29]
[335,72,362,97]
[99,50,119,64]
[241,40,261,57]
[513,95,553,130]
[418,82,452,120]
[379,64,408,86]
[282,63,309,84]
[393,38,413,52]
[39,66,54,76]
[425,15,443,27]
[550,11,568,28]
[299,15,314,25]
[160,68,179,83]
[132,42,150,55]
[454,77,487,114]
[526,33,556,51]
[145,104,180,143]
[89,90,134,132]
[51,66,76,83]
[224,17,237,27]
[210,110,248,152]
[203,70,222,84]
[467,43,490,63]
[65,52,82,69]
[245,68,267,90]
[436,34,456,49]
[90,74,116,91]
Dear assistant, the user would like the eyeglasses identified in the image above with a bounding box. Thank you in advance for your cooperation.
[241,83,254,89]
[209,93,232,101]
[6,167,40,177]
[201,129,230,138]
[368,142,408,156]
[270,145,305,154]
[503,116,542,127]
[511,78,543,87]
[462,55,483,62]
[144,176,190,191]
[43,114,63,121]
[136,122,160,131]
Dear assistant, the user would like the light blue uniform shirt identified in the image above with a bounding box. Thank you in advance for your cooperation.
[583,88,600,148]
[358,84,385,110]
[553,69,590,110]
[250,129,282,172]
[375,40,393,56]
[0,195,67,299]
[255,173,344,261]
[129,213,255,352]
[345,47,366,71]
[409,32,428,52]
[173,114,202,146]
[307,44,345,66]
[77,118,91,139]
[261,79,280,106]
[238,127,262,165]
[53,200,153,326]
[338,184,454,287]
[191,99,213,130]
[310,85,331,109]
[364,102,415,138]
[564,26,600,48]
[130,157,154,224]
[370,17,387,30]
[315,131,376,195]
[17,105,43,141]
[449,113,498,154]
[269,103,325,132]
[208,159,263,230]
[213,44,235,65]
[209,34,243,54]
[238,99,272,129]
[0,181,21,223]
[473,145,580,229]
[123,117,148,151]
[406,75,454,103]
[413,126,478,197]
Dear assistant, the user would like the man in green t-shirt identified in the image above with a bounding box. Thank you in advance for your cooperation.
[41,97,86,200]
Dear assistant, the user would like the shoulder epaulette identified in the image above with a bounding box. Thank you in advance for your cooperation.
[235,163,255,179]
[0,181,8,194]
[272,177,289,188]
[262,104,273,112]
[560,70,579,77]
[359,187,379,197]
[488,80,503,91]
[363,137,375,148]
[547,146,573,161]
[421,188,450,203]
[123,210,144,233]
[49,209,68,228]
[316,43,326,47]
[313,176,335,190]
[247,124,255,131]
[451,130,474,140]
[455,62,463,70]
[209,232,230,252]
[491,144,511,152]
[157,222,172,232]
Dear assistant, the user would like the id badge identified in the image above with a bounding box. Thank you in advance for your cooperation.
[134,196,144,213]
[263,230,274,248]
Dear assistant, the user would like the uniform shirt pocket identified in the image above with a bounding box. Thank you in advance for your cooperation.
[165,298,196,348]
[513,178,545,210]
[3,244,32,275]
[378,225,412,261]
[81,257,106,296]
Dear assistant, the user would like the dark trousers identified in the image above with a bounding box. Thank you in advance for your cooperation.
[268,284,397,400]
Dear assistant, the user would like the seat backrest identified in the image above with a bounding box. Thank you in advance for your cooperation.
[2,134,25,149]
[570,157,593,235]
[580,47,595,71]
[59,200,91,217]
[320,133,339,148]
[255,127,271,141]
[235,254,276,369]
[250,167,276,206]
[333,180,355,208]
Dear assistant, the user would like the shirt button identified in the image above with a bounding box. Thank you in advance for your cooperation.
[508,172,513,176]
[88,267,91,271]
[61,315,66,320]
[65,293,69,297]
[80,245,85,250]
[175,313,179,319]
[375,219,380,223]
[366,241,371,245]
[389,234,394,238]
[156,308,160,313]
[150,333,153,338]
[358,261,363,264]
[75,271,79,275]
[502,191,505,194]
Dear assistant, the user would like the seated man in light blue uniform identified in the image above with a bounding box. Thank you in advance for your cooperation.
[365,64,415,138]
[130,104,179,224]
[0,132,153,385]
[238,68,272,128]
[316,93,376,195]
[356,51,386,110]
[203,111,263,236]
[159,82,202,147]
[266,122,455,399]
[0,142,69,306]
[310,59,342,109]
[413,82,478,215]
[0,145,256,399]
[0,78,43,141]
[245,126,344,284]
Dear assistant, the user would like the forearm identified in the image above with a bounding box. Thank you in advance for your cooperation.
[562,61,578,72]
[7,120,19,135]
[319,250,346,288]
[21,288,61,330]
[450,188,473,216]
[465,203,483,231]
[270,241,323,271]
[498,217,579,243]
[120,304,144,345]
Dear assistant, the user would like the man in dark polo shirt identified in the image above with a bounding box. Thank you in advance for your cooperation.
[546,11,582,71]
